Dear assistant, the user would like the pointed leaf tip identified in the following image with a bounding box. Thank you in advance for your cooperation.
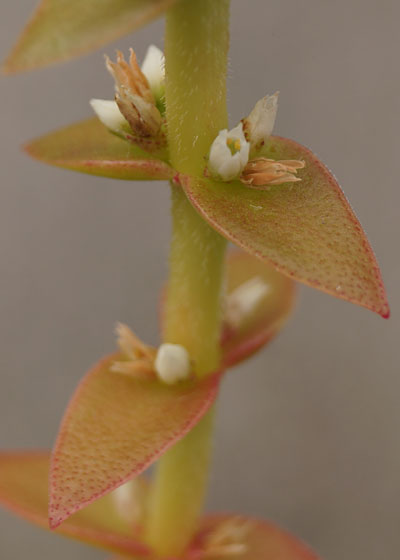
[4,0,178,73]
[0,451,150,556]
[25,117,174,181]
[180,136,389,318]
[49,353,221,528]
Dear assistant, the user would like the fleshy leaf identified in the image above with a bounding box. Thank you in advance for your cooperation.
[189,514,321,560]
[180,136,389,317]
[50,353,220,528]
[0,451,150,556]
[221,251,296,367]
[4,0,178,73]
[159,251,296,368]
[25,118,174,181]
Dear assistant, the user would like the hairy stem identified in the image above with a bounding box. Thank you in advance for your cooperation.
[144,0,230,555]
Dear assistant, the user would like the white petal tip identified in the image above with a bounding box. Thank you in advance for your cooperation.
[141,45,165,96]
[90,98,128,134]
[245,93,279,149]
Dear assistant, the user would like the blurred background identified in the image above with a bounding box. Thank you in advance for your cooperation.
[0,1,399,559]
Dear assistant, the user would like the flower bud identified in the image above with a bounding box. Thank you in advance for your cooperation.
[208,124,250,181]
[243,93,278,154]
[154,343,191,385]
[226,276,270,328]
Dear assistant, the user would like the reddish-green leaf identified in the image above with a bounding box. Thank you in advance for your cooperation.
[25,118,174,181]
[221,251,296,368]
[189,514,321,560]
[4,0,178,73]
[0,451,150,556]
[159,251,296,368]
[180,136,389,317]
[50,353,220,528]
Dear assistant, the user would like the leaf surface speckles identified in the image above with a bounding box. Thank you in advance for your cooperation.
[180,136,389,317]
[50,354,220,528]
[4,0,178,73]
[0,451,150,556]
[25,118,173,181]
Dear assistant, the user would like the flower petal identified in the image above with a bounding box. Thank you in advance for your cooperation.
[222,251,296,367]
[180,136,389,317]
[25,118,173,180]
[189,514,321,560]
[50,353,221,528]
[141,45,165,104]
[208,125,250,182]
[3,0,178,73]
[0,451,150,556]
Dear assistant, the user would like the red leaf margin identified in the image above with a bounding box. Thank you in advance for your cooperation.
[49,353,222,529]
[0,451,150,557]
[24,118,174,181]
[179,136,389,318]
[188,513,321,560]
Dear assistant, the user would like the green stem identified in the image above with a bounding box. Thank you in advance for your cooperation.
[144,0,230,555]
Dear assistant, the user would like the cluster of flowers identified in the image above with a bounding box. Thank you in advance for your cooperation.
[91,46,305,190]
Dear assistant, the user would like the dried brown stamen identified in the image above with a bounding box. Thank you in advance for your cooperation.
[111,323,156,379]
[105,49,162,137]
[240,157,305,189]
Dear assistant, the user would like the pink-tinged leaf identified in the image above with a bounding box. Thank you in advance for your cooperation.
[180,136,389,318]
[50,353,221,528]
[159,251,296,368]
[25,118,174,181]
[4,0,178,73]
[221,251,296,368]
[189,514,321,560]
[0,451,150,556]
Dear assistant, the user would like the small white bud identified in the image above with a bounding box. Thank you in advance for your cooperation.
[90,99,129,135]
[141,45,165,101]
[226,276,270,328]
[112,481,145,524]
[208,123,250,181]
[244,93,278,152]
[154,343,191,385]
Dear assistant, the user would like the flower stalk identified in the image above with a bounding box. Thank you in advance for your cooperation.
[144,0,230,555]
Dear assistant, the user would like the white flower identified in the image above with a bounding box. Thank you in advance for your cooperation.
[90,48,164,138]
[208,123,250,181]
[105,49,162,137]
[154,343,191,385]
[141,45,165,102]
[243,92,278,152]
[89,99,130,135]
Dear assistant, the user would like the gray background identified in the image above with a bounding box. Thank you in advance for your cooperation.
[0,1,399,559]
